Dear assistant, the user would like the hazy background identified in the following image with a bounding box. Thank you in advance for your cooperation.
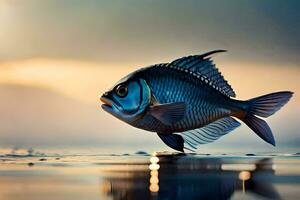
[0,0,299,153]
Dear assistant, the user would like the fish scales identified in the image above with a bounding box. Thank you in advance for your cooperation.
[134,65,232,133]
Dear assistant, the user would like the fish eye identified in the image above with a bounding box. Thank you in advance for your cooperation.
[115,84,128,97]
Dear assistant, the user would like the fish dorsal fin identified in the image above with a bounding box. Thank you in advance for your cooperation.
[167,50,236,97]
[180,117,241,150]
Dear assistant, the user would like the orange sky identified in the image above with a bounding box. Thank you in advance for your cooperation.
[0,58,298,105]
[0,57,298,151]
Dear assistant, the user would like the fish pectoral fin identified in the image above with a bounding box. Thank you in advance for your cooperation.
[150,102,186,125]
[157,133,185,152]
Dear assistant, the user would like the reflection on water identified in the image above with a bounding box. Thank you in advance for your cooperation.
[1,153,300,200]
[102,154,280,200]
[149,153,160,193]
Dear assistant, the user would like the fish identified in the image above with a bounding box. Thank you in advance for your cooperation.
[100,50,293,152]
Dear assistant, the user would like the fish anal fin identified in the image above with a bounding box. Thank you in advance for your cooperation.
[150,102,186,125]
[181,117,241,150]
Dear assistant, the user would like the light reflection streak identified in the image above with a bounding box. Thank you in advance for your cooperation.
[239,171,251,193]
[149,152,159,193]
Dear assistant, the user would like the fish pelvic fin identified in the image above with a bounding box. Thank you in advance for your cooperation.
[157,133,185,152]
[240,91,293,146]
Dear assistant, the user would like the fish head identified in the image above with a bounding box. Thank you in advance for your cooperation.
[100,77,151,123]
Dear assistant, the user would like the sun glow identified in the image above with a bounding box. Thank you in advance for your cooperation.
[0,59,134,104]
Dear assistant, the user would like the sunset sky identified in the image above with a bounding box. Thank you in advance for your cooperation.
[0,0,299,153]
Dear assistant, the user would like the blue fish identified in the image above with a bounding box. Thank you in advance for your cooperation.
[100,50,293,152]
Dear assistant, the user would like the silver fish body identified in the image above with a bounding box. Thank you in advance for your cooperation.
[101,50,293,152]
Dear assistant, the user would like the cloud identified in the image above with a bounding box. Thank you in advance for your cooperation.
[0,0,299,65]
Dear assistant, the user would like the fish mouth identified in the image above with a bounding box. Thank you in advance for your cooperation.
[100,96,114,113]
[100,96,113,107]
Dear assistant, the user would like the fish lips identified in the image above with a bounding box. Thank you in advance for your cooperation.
[100,96,114,113]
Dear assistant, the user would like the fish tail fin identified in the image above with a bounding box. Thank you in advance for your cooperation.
[247,91,293,118]
[241,91,293,146]
[243,114,275,146]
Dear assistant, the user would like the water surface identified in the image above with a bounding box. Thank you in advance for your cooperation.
[1,152,300,200]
